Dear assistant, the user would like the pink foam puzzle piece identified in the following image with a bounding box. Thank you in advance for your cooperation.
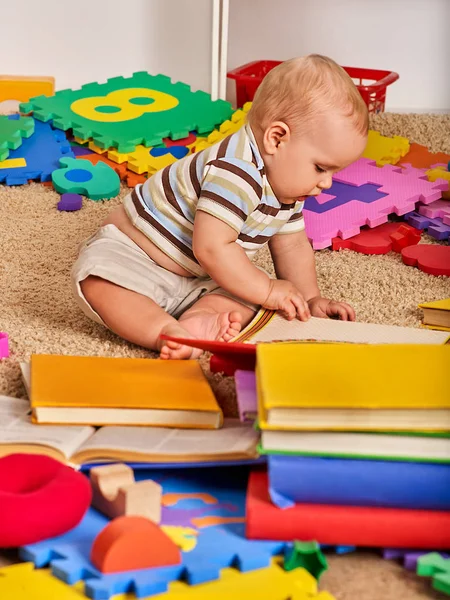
[0,332,9,358]
[304,159,448,250]
[418,199,450,220]
[335,158,448,206]
[444,214,450,226]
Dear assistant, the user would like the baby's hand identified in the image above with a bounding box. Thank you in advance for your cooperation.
[263,280,311,321]
[308,296,356,321]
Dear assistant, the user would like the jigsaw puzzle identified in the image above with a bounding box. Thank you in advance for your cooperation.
[0,114,34,161]
[20,72,232,153]
[383,549,450,571]
[405,212,450,241]
[0,116,73,184]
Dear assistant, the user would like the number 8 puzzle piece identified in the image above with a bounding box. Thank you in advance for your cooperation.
[20,72,232,153]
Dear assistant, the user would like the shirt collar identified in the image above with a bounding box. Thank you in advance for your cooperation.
[245,123,265,172]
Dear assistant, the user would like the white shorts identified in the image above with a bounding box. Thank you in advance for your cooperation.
[71,224,259,327]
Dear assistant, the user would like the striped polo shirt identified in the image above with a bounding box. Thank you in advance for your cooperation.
[124,124,305,277]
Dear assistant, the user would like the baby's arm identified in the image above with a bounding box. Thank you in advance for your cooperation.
[193,212,309,320]
[269,230,355,321]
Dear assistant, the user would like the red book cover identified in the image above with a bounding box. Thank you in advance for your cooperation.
[246,471,450,549]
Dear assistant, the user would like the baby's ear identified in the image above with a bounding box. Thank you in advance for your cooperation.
[263,121,290,154]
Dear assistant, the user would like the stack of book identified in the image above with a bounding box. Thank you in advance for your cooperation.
[246,342,450,549]
[0,354,259,467]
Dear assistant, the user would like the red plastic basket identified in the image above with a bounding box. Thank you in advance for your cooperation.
[227,60,399,114]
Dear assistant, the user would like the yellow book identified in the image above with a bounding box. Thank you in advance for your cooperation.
[256,344,450,432]
[419,298,450,330]
[30,354,222,429]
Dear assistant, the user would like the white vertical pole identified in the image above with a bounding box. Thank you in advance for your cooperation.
[211,0,220,101]
[219,0,230,101]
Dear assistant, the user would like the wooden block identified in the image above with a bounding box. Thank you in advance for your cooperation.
[90,463,162,522]
[0,75,55,102]
[90,515,181,573]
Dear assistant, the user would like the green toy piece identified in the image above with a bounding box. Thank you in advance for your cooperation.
[417,553,450,596]
[51,157,120,201]
[284,540,328,580]
[20,72,232,153]
[0,115,35,161]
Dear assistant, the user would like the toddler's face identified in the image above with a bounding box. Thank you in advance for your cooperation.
[264,113,367,204]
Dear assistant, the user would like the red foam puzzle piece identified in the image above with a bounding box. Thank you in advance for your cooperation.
[332,222,421,254]
[401,245,450,276]
[0,453,91,547]
[91,515,181,573]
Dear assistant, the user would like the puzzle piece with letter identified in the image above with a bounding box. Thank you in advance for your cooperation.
[20,72,232,153]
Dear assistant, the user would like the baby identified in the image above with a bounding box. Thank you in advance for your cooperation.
[71,54,368,359]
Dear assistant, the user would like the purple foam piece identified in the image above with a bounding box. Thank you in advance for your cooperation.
[71,145,94,157]
[304,182,387,214]
[383,549,450,571]
[303,158,447,250]
[405,212,450,240]
[234,370,257,422]
[57,193,83,212]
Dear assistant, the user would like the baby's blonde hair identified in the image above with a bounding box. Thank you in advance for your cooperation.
[247,54,369,136]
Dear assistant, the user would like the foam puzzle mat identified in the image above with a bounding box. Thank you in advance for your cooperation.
[19,466,346,599]
[303,158,448,249]
[0,116,73,184]
[0,559,336,600]
[20,72,232,153]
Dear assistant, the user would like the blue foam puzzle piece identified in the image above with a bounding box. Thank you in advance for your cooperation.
[304,181,388,214]
[0,115,73,184]
[20,468,289,599]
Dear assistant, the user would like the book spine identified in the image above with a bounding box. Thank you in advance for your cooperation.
[246,472,450,548]
[267,455,450,510]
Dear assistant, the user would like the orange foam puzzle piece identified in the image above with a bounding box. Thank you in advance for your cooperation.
[91,515,181,574]
[400,144,450,169]
[0,75,54,102]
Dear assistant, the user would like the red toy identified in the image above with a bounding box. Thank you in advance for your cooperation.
[0,453,91,547]
[402,245,450,276]
[332,222,421,255]
[246,471,450,549]
[91,515,181,573]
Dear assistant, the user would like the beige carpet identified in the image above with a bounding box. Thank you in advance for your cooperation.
[0,113,449,599]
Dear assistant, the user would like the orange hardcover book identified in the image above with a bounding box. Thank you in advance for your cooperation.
[30,354,222,428]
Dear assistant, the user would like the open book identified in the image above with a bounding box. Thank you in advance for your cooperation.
[0,395,259,466]
[160,309,450,371]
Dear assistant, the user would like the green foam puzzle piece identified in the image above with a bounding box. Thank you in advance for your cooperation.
[417,553,450,597]
[284,541,328,581]
[51,157,120,201]
[0,115,35,161]
[20,72,232,153]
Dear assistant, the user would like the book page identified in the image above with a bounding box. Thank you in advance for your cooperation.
[0,396,95,459]
[76,419,259,457]
[0,395,30,427]
[239,312,450,345]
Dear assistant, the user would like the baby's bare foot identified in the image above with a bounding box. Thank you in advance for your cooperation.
[159,310,243,360]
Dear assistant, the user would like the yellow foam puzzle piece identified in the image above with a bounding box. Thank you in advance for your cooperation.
[362,130,410,166]
[0,157,27,169]
[194,102,252,153]
[0,558,335,600]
